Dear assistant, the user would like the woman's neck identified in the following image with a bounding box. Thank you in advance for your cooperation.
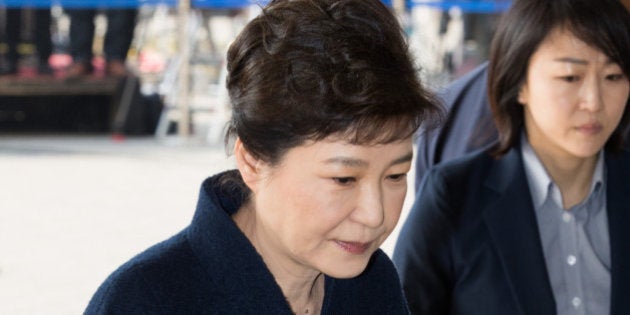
[278,272,325,314]
[233,203,326,314]
[531,146,599,209]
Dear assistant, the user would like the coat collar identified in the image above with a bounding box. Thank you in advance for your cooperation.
[186,170,295,314]
[481,148,556,314]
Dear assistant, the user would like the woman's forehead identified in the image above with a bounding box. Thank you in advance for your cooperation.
[532,27,612,64]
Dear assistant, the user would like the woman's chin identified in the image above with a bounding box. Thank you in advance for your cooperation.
[319,256,372,279]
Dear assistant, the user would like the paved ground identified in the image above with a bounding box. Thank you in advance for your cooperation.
[0,134,414,314]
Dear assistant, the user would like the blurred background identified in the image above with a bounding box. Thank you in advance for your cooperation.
[0,0,509,313]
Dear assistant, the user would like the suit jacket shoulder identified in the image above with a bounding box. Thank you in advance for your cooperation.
[395,148,555,314]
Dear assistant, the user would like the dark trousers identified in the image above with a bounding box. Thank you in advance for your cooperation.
[5,8,52,65]
[67,8,137,63]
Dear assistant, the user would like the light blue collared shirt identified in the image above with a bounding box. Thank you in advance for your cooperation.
[521,135,610,315]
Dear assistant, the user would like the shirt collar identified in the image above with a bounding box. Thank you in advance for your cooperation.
[520,133,604,209]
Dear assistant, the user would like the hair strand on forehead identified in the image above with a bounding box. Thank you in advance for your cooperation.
[488,0,630,156]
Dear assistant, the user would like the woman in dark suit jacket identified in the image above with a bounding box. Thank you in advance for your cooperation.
[394,0,630,314]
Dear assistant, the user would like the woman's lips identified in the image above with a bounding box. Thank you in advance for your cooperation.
[576,123,603,135]
[334,240,371,255]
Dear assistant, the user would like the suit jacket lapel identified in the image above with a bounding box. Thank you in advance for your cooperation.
[482,149,556,315]
[605,152,630,315]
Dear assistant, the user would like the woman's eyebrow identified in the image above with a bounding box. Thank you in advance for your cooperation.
[323,151,413,168]
[324,157,368,168]
[553,57,617,65]
[553,57,588,65]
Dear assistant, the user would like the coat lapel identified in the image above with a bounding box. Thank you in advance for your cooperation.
[605,152,630,315]
[482,149,556,315]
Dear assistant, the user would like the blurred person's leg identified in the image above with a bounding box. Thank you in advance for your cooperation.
[67,8,96,76]
[1,9,21,75]
[34,8,53,74]
[103,9,137,76]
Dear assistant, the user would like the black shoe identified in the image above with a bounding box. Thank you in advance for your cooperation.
[64,62,93,80]
[106,60,128,77]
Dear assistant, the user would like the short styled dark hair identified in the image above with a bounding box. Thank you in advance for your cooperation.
[488,0,630,156]
[225,0,440,164]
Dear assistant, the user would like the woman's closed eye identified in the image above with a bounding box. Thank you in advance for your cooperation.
[386,173,407,182]
[332,177,356,185]
[605,73,626,82]
[559,75,580,83]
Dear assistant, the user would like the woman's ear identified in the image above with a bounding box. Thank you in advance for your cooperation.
[234,138,262,193]
[518,84,529,105]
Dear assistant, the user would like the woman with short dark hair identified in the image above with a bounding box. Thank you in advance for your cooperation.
[85,0,439,313]
[394,0,630,314]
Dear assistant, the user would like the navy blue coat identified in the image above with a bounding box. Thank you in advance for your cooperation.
[85,170,409,314]
[394,146,630,315]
